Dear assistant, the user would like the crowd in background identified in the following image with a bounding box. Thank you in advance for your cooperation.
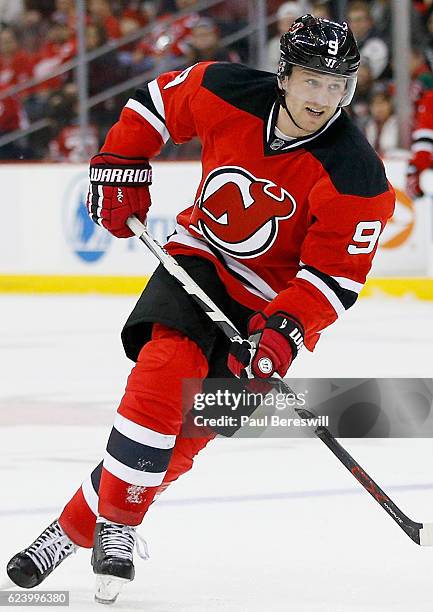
[0,0,433,162]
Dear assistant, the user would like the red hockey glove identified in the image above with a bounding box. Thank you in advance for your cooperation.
[227,311,304,379]
[87,153,152,238]
[406,164,423,199]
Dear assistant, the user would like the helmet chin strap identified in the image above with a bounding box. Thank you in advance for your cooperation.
[285,106,309,132]
[276,85,310,133]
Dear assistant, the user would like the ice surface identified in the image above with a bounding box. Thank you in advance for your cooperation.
[0,294,432,611]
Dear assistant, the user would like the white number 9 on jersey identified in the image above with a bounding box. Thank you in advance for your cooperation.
[163,63,198,89]
[348,221,382,254]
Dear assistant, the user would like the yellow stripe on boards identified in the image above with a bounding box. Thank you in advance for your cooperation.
[360,278,433,300]
[0,275,432,300]
[0,275,150,295]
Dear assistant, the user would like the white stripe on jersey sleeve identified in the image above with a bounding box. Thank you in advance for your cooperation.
[148,79,166,121]
[113,413,176,450]
[331,275,363,294]
[296,268,346,316]
[125,98,170,143]
[103,452,167,487]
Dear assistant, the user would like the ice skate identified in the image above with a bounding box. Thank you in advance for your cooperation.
[92,520,149,605]
[6,520,77,589]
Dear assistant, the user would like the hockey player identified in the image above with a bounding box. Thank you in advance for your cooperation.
[7,15,395,604]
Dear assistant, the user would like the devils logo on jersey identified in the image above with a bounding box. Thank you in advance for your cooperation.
[191,166,297,259]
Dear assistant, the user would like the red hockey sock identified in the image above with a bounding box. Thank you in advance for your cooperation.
[97,324,208,525]
[59,462,102,548]
[59,486,97,548]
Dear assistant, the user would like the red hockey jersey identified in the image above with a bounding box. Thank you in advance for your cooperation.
[102,62,395,351]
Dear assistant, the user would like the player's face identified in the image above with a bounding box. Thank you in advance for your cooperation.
[281,67,347,133]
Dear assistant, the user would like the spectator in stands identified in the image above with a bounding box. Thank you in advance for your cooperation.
[364,90,399,155]
[22,21,75,122]
[86,22,129,144]
[121,1,155,27]
[203,0,248,27]
[134,0,201,68]
[385,45,433,128]
[15,8,50,54]
[46,83,99,162]
[117,15,142,68]
[171,0,198,9]
[0,0,24,26]
[202,0,249,60]
[51,0,76,28]
[422,7,433,74]
[0,84,30,159]
[406,87,433,198]
[0,27,33,91]
[265,1,307,73]
[182,17,240,65]
[86,23,126,96]
[25,0,54,19]
[119,14,142,45]
[310,0,332,18]
[155,0,200,57]
[88,0,122,40]
[369,0,426,47]
[130,40,157,75]
[409,46,433,103]
[31,22,76,93]
[347,1,389,79]
[349,59,375,130]
[413,0,428,17]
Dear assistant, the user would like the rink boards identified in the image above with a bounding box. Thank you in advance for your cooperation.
[0,158,432,298]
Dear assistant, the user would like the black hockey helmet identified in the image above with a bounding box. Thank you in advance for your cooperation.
[278,14,360,106]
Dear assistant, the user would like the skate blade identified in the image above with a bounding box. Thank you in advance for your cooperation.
[94,575,130,605]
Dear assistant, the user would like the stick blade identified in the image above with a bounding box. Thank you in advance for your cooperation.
[419,522,433,546]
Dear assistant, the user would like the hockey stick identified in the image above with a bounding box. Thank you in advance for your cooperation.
[126,215,433,546]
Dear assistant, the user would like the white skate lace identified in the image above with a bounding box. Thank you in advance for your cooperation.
[99,523,149,562]
[25,521,76,575]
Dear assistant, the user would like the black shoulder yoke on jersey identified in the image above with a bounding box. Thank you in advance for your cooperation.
[202,63,388,199]
[304,111,389,198]
[202,62,277,120]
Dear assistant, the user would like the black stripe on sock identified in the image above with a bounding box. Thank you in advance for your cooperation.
[107,427,173,473]
[90,461,103,493]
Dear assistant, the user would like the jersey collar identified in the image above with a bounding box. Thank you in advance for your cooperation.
[264,102,342,154]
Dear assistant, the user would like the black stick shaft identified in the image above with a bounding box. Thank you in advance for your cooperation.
[315,426,423,543]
